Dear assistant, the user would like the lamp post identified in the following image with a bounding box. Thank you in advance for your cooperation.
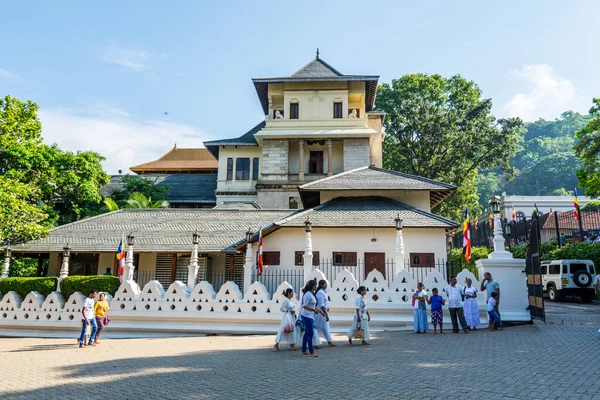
[503,217,512,252]
[394,213,405,277]
[124,233,135,281]
[488,196,512,259]
[243,228,254,294]
[1,248,11,279]
[57,244,71,292]
[303,217,313,282]
[187,230,200,291]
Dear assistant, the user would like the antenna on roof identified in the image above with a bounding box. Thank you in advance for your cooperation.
[174,143,177,150]
[316,48,319,58]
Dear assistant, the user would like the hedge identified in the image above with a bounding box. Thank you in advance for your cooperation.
[0,277,57,298]
[60,276,120,300]
[549,242,600,267]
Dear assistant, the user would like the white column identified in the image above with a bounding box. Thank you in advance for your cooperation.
[187,242,199,291]
[327,139,333,177]
[1,250,10,279]
[124,244,135,281]
[57,254,70,292]
[243,242,254,294]
[298,140,305,182]
[490,212,512,259]
[303,230,313,282]
[394,229,405,278]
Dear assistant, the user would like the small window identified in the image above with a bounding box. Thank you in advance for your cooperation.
[289,197,299,209]
[236,158,250,180]
[540,265,547,275]
[590,265,596,275]
[263,251,280,266]
[309,151,323,174]
[226,158,233,180]
[332,252,357,266]
[549,264,560,275]
[333,102,343,118]
[295,251,319,266]
[290,103,299,119]
[409,253,435,268]
[569,263,587,274]
[252,158,259,180]
[562,265,567,274]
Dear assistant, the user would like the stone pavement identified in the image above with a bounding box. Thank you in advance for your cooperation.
[0,303,599,400]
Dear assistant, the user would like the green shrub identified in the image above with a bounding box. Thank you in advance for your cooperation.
[510,242,557,261]
[0,277,57,298]
[60,276,120,299]
[450,246,491,268]
[548,242,600,267]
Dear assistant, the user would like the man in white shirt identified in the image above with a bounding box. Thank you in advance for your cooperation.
[79,289,98,348]
[445,276,469,334]
[594,274,600,296]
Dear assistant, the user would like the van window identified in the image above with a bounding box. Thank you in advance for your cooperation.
[590,265,596,274]
[541,265,547,275]
[549,265,560,274]
[562,265,567,274]
[569,263,587,274]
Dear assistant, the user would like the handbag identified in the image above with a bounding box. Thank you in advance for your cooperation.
[103,317,109,326]
[353,320,364,339]
[282,312,295,334]
[295,317,305,332]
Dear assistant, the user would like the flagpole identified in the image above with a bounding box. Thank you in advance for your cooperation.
[577,204,584,242]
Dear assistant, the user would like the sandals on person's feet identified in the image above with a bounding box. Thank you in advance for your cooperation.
[309,353,319,358]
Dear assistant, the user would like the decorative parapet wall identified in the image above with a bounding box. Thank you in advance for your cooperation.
[0,268,524,338]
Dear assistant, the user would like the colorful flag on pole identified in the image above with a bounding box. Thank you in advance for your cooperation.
[574,189,580,221]
[489,211,493,228]
[474,215,479,230]
[116,235,125,283]
[533,203,540,216]
[511,207,516,221]
[462,207,471,262]
[257,222,263,276]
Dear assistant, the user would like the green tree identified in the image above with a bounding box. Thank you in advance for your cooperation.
[574,98,600,198]
[376,74,523,221]
[108,175,170,206]
[125,192,169,209]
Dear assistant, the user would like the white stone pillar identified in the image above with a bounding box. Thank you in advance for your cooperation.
[1,249,11,279]
[475,210,529,322]
[124,244,135,281]
[187,242,199,291]
[57,252,70,292]
[243,242,254,294]
[298,140,305,182]
[327,139,333,177]
[394,229,405,278]
[303,230,313,282]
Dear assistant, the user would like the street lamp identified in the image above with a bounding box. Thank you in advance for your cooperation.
[63,244,71,258]
[504,218,512,237]
[192,229,199,245]
[304,217,312,233]
[394,213,403,231]
[489,196,501,215]
[246,227,253,243]
[126,233,135,246]
[4,248,11,258]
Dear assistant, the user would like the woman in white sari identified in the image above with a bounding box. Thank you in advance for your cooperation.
[315,279,336,346]
[347,286,371,345]
[274,288,298,351]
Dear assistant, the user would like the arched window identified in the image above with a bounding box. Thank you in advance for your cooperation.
[290,99,299,119]
[333,99,343,118]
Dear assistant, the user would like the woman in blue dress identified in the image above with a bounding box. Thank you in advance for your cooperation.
[412,282,428,333]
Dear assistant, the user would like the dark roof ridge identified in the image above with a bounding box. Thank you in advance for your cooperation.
[291,57,343,77]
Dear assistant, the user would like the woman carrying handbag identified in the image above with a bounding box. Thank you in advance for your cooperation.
[347,286,371,345]
[93,293,110,344]
[274,288,298,351]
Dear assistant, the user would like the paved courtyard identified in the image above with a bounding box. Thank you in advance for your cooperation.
[0,301,599,400]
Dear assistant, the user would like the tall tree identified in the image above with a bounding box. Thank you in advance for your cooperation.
[574,98,600,198]
[376,74,523,220]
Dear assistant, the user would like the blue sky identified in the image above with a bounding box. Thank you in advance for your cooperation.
[1,1,599,173]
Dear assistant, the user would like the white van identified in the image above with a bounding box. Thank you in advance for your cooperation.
[540,260,596,302]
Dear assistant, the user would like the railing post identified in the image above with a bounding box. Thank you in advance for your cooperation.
[187,232,199,291]
[1,248,11,279]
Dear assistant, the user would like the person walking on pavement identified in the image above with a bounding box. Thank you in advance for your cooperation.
[78,289,99,348]
[445,276,469,334]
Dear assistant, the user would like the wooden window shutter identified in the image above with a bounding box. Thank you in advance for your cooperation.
[295,251,319,266]
[263,251,280,266]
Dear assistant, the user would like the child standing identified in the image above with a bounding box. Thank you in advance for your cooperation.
[427,288,446,334]
[487,292,503,330]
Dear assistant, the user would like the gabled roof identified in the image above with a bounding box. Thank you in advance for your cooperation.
[204,121,265,158]
[276,196,459,229]
[298,166,457,209]
[14,209,293,254]
[252,56,379,115]
[130,147,217,173]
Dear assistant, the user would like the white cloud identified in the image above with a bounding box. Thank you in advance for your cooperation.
[38,104,214,174]
[0,68,17,79]
[503,64,585,121]
[99,45,165,74]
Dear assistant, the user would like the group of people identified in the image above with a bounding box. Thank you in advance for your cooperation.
[412,272,502,334]
[274,279,371,357]
[78,289,110,348]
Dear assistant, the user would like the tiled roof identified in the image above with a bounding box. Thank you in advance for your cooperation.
[101,174,217,205]
[252,56,379,114]
[130,148,217,172]
[14,209,293,254]
[540,210,600,230]
[204,121,264,158]
[214,202,262,210]
[299,166,456,191]
[275,196,459,228]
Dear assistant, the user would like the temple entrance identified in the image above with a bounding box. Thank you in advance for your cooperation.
[309,151,323,173]
[364,252,386,279]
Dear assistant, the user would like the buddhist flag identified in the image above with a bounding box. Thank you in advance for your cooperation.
[474,215,479,230]
[574,189,580,221]
[116,235,125,283]
[489,211,493,228]
[533,203,540,216]
[462,207,471,262]
[511,207,516,221]
[257,222,263,276]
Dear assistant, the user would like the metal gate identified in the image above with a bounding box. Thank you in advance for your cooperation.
[525,213,545,321]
